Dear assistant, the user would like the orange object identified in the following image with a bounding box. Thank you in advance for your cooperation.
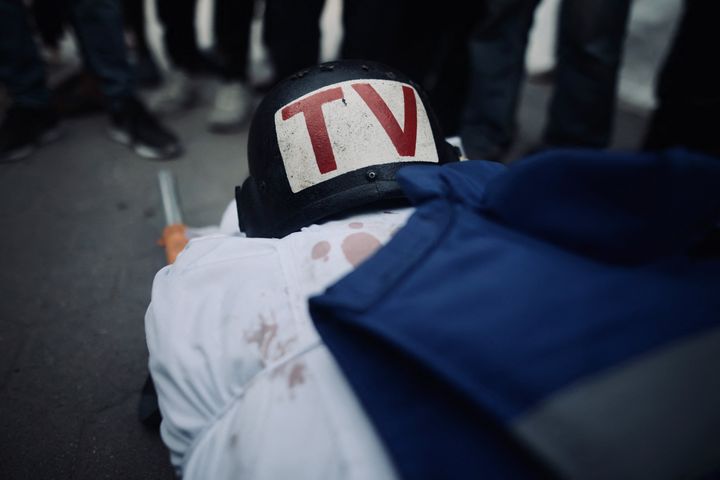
[158,224,189,264]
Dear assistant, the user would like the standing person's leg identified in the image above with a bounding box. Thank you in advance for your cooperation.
[0,0,60,162]
[341,0,479,136]
[156,0,206,73]
[68,0,134,110]
[0,0,51,109]
[460,0,541,160]
[341,0,410,72]
[68,0,182,159]
[123,0,149,56]
[121,0,162,87]
[31,0,68,53]
[264,0,326,81]
[149,0,202,114]
[643,0,719,158]
[214,0,254,82]
[543,0,631,148]
[208,0,255,131]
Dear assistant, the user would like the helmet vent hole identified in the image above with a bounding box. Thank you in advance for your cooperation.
[366,171,377,181]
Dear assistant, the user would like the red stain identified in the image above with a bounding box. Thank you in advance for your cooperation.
[342,232,381,267]
[244,315,278,362]
[271,336,298,362]
[311,241,331,261]
[288,362,307,390]
[349,222,363,229]
[352,83,418,157]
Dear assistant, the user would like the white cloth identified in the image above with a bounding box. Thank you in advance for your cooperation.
[146,206,412,479]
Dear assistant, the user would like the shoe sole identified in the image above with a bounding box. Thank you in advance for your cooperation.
[1,126,62,164]
[108,128,182,160]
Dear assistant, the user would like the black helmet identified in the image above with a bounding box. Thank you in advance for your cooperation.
[237,60,458,238]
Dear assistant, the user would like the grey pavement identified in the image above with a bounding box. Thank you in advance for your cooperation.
[0,99,247,479]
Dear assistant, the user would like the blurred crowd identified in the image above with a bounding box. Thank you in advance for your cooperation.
[0,0,717,164]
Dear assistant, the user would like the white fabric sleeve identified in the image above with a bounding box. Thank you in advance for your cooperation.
[145,236,280,470]
[219,199,241,235]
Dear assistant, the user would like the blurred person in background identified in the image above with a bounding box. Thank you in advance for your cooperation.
[264,0,479,135]
[0,0,181,162]
[135,0,256,131]
[30,0,66,64]
[643,0,719,159]
[340,0,479,136]
[262,0,325,81]
[123,0,163,88]
[460,0,632,160]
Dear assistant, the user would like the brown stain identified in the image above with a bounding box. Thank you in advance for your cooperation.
[311,241,331,261]
[270,363,286,379]
[271,335,298,361]
[287,362,307,390]
[243,314,278,362]
[342,232,381,267]
[349,222,364,229]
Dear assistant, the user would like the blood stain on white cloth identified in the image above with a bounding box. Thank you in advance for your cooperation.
[342,232,381,267]
[271,335,298,362]
[311,241,331,262]
[288,362,307,390]
[349,222,364,229]
[244,314,278,362]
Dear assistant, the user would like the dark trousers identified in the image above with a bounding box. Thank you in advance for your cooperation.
[342,0,478,135]
[0,0,133,109]
[643,0,720,158]
[263,0,325,80]
[31,0,67,50]
[263,0,476,134]
[156,0,254,80]
[123,0,152,56]
[461,0,631,156]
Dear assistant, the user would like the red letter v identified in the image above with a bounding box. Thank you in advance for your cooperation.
[352,84,418,157]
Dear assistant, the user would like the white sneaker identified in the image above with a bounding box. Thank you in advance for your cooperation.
[208,82,252,132]
[146,70,198,115]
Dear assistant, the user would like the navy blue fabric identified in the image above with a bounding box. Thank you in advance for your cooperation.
[310,149,720,479]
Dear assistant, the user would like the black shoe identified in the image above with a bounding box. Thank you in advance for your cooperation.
[0,105,61,163]
[109,97,182,160]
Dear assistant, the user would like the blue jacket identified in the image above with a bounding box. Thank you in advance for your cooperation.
[310,149,720,479]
